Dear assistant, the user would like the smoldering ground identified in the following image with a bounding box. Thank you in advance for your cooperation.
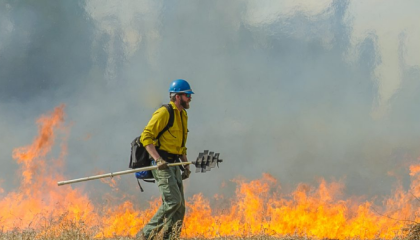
[0,0,420,206]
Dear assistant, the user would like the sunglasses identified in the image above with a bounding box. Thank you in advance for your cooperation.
[179,93,192,98]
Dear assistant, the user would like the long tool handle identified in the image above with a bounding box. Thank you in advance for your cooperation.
[57,162,191,186]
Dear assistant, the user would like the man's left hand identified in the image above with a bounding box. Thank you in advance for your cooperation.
[182,169,191,180]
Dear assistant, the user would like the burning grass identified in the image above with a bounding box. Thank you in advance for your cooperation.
[0,227,414,240]
[1,105,420,240]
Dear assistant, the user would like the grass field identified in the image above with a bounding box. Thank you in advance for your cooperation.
[0,224,418,240]
[0,233,413,240]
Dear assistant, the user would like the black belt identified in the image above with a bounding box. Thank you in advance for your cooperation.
[157,149,180,163]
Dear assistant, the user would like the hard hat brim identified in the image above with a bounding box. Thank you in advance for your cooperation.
[175,89,194,94]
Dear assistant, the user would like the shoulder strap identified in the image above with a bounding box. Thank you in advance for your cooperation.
[180,112,185,148]
[156,104,174,140]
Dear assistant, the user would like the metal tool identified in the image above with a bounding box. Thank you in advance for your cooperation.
[194,150,223,173]
[57,150,222,186]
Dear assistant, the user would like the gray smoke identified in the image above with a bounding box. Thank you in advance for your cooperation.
[1,0,419,205]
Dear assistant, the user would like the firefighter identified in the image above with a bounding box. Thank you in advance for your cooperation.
[137,79,193,240]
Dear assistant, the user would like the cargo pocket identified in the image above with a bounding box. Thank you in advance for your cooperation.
[157,175,173,203]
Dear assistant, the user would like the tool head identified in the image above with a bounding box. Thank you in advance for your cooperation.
[192,150,223,173]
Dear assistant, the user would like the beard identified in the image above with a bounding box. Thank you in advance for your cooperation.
[180,97,190,109]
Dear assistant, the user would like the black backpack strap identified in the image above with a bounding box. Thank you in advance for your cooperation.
[136,178,144,192]
[156,104,174,146]
[143,179,155,183]
[136,177,155,192]
[180,111,185,148]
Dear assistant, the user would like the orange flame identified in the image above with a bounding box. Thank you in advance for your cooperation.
[1,105,420,239]
[0,105,98,236]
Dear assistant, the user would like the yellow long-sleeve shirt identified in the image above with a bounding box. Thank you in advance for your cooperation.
[140,101,188,155]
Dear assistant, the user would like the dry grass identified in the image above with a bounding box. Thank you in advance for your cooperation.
[0,231,411,240]
[0,232,310,240]
[404,223,420,240]
[0,222,416,240]
[0,224,310,240]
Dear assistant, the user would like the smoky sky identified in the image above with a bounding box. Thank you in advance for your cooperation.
[1,0,420,204]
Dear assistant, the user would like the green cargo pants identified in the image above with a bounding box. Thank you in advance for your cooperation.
[142,165,185,239]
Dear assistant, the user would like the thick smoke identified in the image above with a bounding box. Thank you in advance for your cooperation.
[1,0,419,204]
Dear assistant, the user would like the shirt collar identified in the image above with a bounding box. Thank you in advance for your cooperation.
[169,101,183,113]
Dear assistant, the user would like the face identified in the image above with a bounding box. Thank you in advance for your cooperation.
[178,93,191,109]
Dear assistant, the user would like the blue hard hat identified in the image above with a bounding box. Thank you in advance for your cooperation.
[169,79,194,94]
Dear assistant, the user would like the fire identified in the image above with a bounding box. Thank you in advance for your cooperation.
[0,105,98,236]
[1,105,419,239]
[182,176,415,239]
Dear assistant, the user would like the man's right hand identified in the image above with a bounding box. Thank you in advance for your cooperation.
[156,157,168,170]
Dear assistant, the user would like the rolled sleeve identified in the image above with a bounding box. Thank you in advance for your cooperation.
[140,107,170,146]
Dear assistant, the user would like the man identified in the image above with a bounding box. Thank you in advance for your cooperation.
[137,79,193,240]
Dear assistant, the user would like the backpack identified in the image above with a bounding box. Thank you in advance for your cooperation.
[129,104,174,191]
